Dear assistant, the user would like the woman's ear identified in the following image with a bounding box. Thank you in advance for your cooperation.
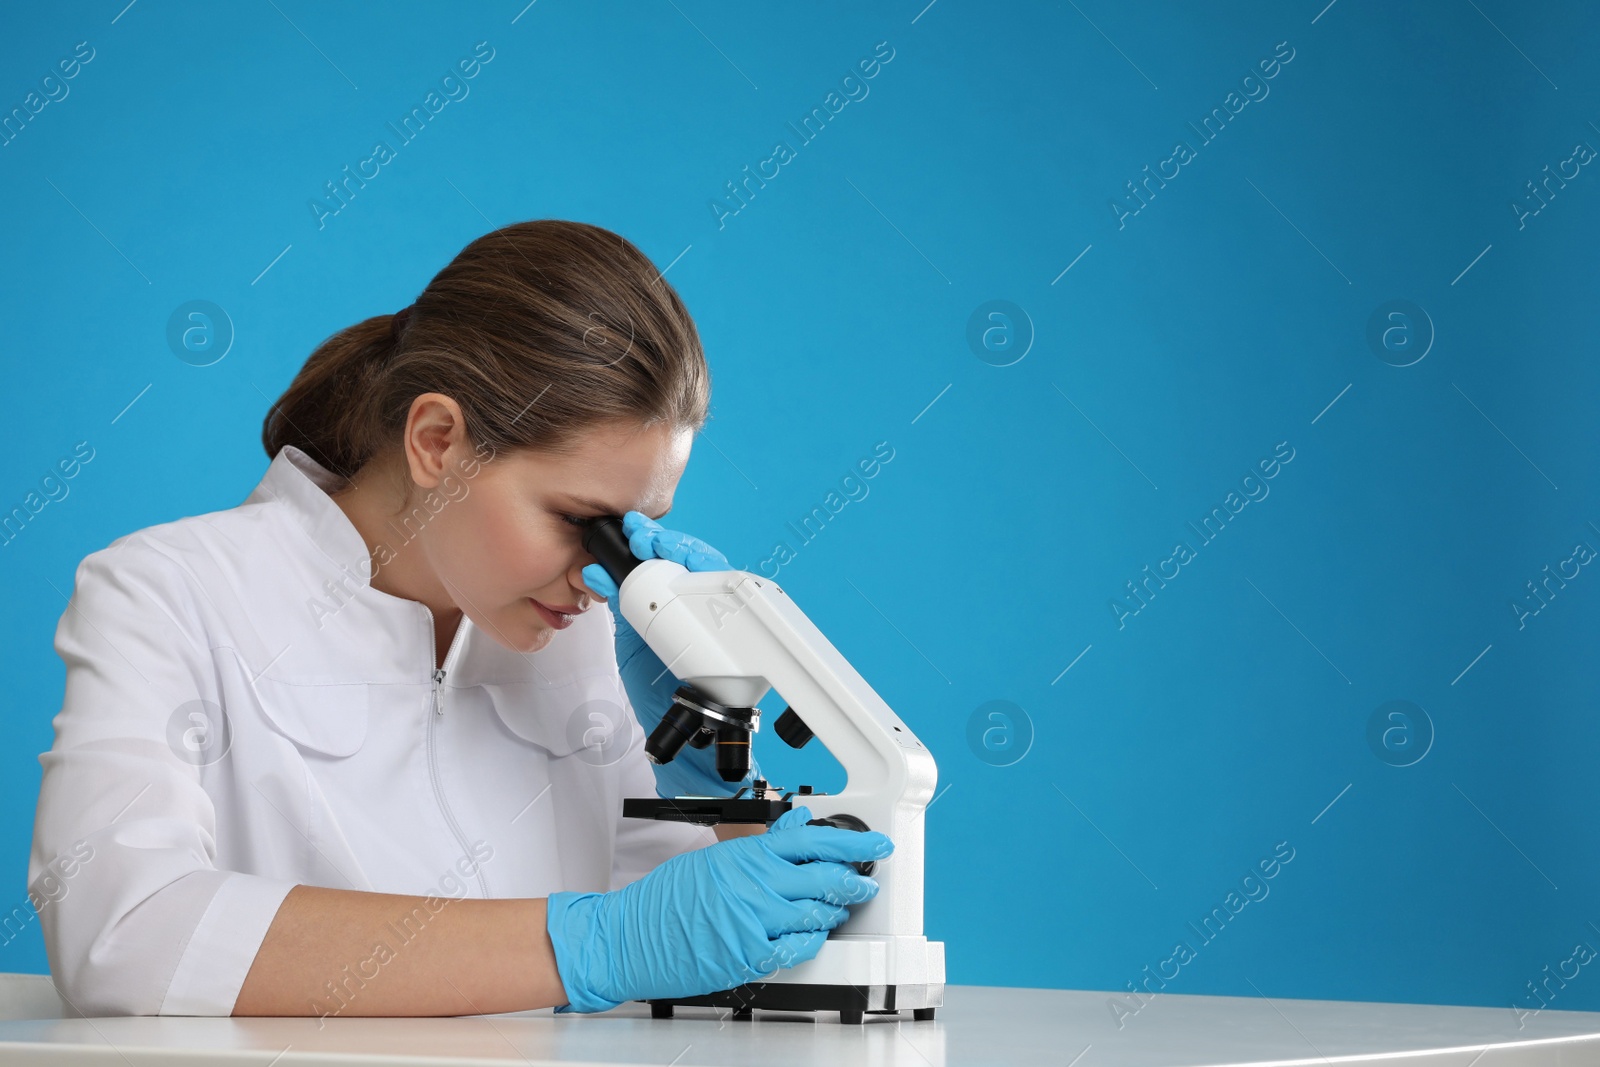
[402,393,466,489]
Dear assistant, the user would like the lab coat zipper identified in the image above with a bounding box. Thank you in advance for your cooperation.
[424,610,491,899]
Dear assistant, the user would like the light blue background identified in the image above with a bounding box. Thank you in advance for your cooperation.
[3,0,1597,1022]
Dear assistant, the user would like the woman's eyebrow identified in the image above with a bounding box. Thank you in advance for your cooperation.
[556,494,670,521]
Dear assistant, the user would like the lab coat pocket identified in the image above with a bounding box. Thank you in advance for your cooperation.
[249,677,370,757]
[483,671,638,763]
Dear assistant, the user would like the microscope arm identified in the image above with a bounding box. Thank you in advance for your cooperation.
[618,559,937,938]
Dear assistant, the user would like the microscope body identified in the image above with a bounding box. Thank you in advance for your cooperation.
[614,557,945,1023]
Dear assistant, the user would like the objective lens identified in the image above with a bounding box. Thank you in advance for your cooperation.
[645,702,702,765]
[715,722,751,782]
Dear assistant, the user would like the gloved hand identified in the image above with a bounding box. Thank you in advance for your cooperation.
[582,510,759,799]
[546,805,893,1013]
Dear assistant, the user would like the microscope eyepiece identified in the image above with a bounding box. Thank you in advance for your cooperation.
[580,515,642,586]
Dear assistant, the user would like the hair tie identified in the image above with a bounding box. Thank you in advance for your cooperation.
[391,305,413,343]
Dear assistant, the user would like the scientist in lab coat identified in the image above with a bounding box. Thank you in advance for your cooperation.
[28,219,891,1018]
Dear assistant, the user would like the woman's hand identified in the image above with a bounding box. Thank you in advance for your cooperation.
[582,510,760,798]
[546,806,892,1012]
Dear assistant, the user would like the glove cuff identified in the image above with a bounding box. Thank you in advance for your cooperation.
[545,891,623,1014]
[611,618,651,675]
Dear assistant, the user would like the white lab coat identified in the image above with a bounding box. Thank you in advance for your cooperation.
[27,444,714,1017]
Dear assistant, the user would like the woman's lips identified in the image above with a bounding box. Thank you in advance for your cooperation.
[530,599,576,629]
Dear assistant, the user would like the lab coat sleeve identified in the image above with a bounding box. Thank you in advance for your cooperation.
[29,538,299,1017]
[607,709,717,891]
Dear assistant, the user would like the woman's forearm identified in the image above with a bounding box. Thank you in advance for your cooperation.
[234,885,565,1017]
[237,827,765,1016]
[712,821,767,841]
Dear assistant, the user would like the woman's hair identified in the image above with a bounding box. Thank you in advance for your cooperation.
[261,219,710,480]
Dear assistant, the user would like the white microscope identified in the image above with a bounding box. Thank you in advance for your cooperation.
[583,517,945,1025]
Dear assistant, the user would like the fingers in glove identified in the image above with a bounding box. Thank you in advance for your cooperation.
[760,810,895,867]
[717,841,880,909]
[767,897,851,936]
[622,511,664,562]
[768,806,813,832]
[657,532,730,570]
[783,859,880,907]
[580,563,618,603]
[753,929,829,978]
[622,511,730,571]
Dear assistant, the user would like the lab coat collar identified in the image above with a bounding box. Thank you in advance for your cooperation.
[240,445,467,689]
[245,445,374,579]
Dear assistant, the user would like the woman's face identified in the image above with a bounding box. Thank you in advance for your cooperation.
[403,413,691,655]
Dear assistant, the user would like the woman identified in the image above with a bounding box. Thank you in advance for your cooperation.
[28,219,891,1018]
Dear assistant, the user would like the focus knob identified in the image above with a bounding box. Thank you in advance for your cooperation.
[774,707,813,749]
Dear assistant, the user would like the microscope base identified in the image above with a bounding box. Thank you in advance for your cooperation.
[640,934,944,1024]
[641,982,943,1025]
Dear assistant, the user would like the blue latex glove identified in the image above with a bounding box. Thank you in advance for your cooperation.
[546,805,893,1012]
[582,510,760,799]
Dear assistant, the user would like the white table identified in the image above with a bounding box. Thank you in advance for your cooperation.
[1,974,1596,1065]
